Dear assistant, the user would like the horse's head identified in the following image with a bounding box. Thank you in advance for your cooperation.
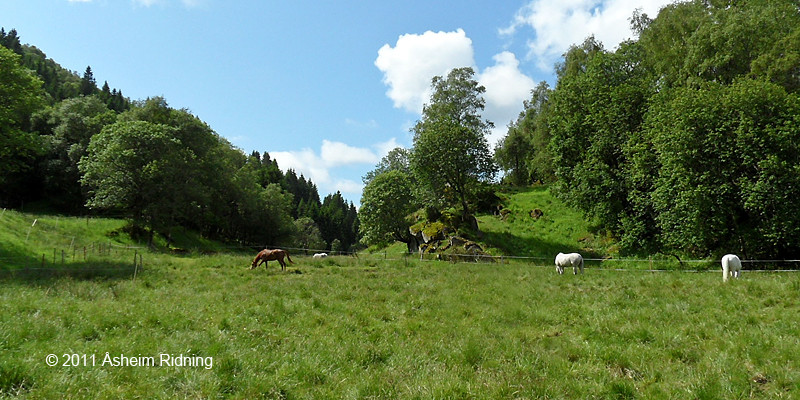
[250,255,260,269]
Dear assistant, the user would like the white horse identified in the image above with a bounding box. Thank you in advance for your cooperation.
[555,252,584,275]
[721,254,742,282]
[312,253,328,259]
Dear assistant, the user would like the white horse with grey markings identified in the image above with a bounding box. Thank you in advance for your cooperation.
[555,252,584,275]
[721,254,742,282]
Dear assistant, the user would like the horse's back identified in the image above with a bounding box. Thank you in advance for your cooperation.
[556,252,582,266]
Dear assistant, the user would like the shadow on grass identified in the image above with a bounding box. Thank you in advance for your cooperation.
[0,262,139,282]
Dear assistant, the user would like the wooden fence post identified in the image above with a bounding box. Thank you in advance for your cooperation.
[133,250,139,282]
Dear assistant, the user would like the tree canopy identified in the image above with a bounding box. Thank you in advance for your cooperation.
[410,67,497,221]
[495,0,800,259]
[0,45,44,200]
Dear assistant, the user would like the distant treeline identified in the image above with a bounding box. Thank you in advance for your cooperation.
[0,28,359,251]
[494,0,800,259]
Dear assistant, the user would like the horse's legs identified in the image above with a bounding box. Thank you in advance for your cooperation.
[278,258,286,271]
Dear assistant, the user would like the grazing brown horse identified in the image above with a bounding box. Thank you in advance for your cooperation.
[250,249,294,271]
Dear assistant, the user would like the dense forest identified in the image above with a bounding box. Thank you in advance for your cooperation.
[492,0,800,259]
[0,28,359,252]
[361,0,800,260]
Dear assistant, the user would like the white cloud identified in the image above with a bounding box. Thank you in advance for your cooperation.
[321,140,380,167]
[270,148,332,185]
[270,139,392,190]
[376,31,534,148]
[501,0,673,71]
[373,137,403,158]
[333,180,365,196]
[375,29,475,114]
[478,51,536,146]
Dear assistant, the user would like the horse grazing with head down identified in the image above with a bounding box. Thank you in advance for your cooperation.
[250,249,294,271]
[721,254,742,282]
[555,252,584,275]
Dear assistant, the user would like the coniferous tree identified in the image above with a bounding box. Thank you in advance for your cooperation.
[100,81,111,103]
[0,28,23,55]
[80,66,96,96]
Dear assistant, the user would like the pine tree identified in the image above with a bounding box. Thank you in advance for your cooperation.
[100,80,111,103]
[80,66,96,96]
[0,28,23,55]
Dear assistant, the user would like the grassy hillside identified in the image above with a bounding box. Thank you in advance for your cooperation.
[477,185,613,259]
[0,210,130,270]
[370,185,610,261]
[0,209,232,271]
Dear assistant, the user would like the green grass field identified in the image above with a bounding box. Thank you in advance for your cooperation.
[2,254,799,399]
[2,190,799,399]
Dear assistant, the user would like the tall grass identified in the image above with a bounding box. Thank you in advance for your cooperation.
[2,253,799,399]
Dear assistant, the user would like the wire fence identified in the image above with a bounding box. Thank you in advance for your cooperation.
[4,210,800,276]
[0,211,145,278]
[324,250,800,273]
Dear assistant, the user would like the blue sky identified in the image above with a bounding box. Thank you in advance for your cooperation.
[2,0,672,205]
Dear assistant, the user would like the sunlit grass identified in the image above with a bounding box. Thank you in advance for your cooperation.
[2,254,799,399]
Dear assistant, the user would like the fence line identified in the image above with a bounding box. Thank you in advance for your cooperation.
[0,241,144,275]
[7,212,800,273]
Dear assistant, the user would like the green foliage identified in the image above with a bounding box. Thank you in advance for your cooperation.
[410,67,497,220]
[318,192,359,251]
[79,121,197,241]
[359,170,418,248]
[0,45,45,202]
[545,0,800,257]
[496,80,554,186]
[643,80,800,257]
[362,147,411,185]
[32,95,117,211]
[549,38,653,238]
[293,217,327,251]
[80,65,97,96]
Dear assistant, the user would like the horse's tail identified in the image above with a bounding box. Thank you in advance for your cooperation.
[286,250,294,264]
[580,257,584,273]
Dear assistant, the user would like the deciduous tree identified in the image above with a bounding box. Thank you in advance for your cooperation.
[410,67,496,220]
